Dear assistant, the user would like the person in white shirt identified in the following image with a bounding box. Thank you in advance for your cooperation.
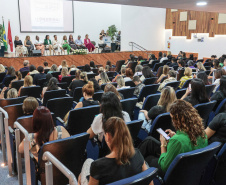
[52,35,63,55]
[160,53,168,63]
[98,36,110,51]
[34,36,45,56]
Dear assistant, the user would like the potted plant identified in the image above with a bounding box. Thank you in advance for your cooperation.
[107,25,117,42]
[0,24,5,57]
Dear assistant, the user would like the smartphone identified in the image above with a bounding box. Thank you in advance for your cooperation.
[189,84,191,92]
[156,128,171,140]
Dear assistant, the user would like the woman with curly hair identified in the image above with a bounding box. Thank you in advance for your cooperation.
[138,100,208,177]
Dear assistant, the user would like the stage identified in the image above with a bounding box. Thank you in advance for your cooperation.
[0,51,198,71]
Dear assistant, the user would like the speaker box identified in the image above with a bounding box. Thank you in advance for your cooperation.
[32,50,41,57]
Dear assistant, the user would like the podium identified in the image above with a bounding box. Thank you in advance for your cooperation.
[103,36,112,47]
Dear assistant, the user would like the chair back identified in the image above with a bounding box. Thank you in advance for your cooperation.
[37,133,90,185]
[57,82,68,90]
[163,142,222,185]
[107,167,158,185]
[87,73,96,80]
[61,76,73,87]
[153,63,163,72]
[176,89,186,99]
[205,70,211,76]
[17,115,34,142]
[118,87,135,99]
[142,94,161,111]
[138,84,160,102]
[120,98,138,120]
[125,80,135,87]
[21,71,29,78]
[181,79,192,89]
[143,77,157,85]
[44,69,50,74]
[4,76,16,87]
[0,72,6,82]
[150,60,159,68]
[107,71,115,78]
[177,69,185,80]
[205,85,215,98]
[194,101,217,127]
[164,81,180,90]
[47,97,73,119]
[0,96,26,107]
[11,80,24,91]
[51,71,61,79]
[160,75,167,83]
[93,92,103,102]
[43,89,66,106]
[69,70,76,75]
[101,82,117,91]
[128,62,138,73]
[149,113,174,141]
[67,105,100,135]
[37,78,47,89]
[4,103,24,128]
[115,60,125,72]
[73,87,83,102]
[127,120,143,143]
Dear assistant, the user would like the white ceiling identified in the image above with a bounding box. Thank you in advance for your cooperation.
[75,0,226,13]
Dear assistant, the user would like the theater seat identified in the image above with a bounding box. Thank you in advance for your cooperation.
[164,81,180,90]
[20,86,42,98]
[0,96,27,107]
[142,93,160,111]
[106,167,158,185]
[126,120,143,144]
[121,98,138,120]
[138,84,159,102]
[11,80,24,91]
[42,89,67,106]
[176,88,186,99]
[93,91,104,102]
[118,87,135,99]
[181,79,192,89]
[143,77,158,85]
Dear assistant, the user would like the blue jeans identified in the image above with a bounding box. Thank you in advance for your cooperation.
[138,112,152,132]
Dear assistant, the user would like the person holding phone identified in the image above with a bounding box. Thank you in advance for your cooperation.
[138,100,208,177]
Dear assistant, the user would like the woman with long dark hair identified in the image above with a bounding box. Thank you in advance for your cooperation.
[140,66,155,81]
[87,92,130,141]
[69,72,88,96]
[41,77,61,98]
[139,100,208,177]
[19,106,70,161]
[181,78,209,106]
[197,71,210,85]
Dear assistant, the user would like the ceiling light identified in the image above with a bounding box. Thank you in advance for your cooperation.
[196,2,207,6]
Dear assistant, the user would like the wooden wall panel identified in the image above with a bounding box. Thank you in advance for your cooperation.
[166,9,226,39]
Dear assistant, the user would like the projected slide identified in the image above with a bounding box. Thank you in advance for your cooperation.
[19,0,73,32]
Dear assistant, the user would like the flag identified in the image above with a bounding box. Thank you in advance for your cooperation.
[2,21,8,51]
[8,20,13,52]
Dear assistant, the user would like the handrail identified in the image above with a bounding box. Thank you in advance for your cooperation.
[129,42,151,56]
[43,151,78,185]
[0,107,12,176]
[0,111,7,165]
[14,121,31,185]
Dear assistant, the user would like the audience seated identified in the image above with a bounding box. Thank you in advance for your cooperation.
[0,88,18,99]
[124,68,134,82]
[187,60,195,68]
[19,106,70,161]
[33,66,47,85]
[125,54,135,67]
[48,64,58,74]
[156,65,169,83]
[158,52,163,60]
[112,66,126,82]
[177,59,185,71]
[133,76,145,97]
[22,97,39,115]
[181,78,209,106]
[138,100,208,177]
[69,72,88,96]
[58,67,71,83]
[139,86,177,132]
[90,61,96,69]
[83,64,93,74]
[2,66,16,86]
[169,58,178,68]
[149,54,156,64]
[197,71,210,85]
[19,60,29,72]
[87,92,130,141]
[167,51,172,60]
[28,65,39,75]
[99,72,110,86]
[106,60,112,68]
[9,71,23,88]
[69,65,78,73]
[178,67,192,88]
[42,77,61,98]
[95,67,104,81]
[105,65,110,72]
[140,66,155,82]
[58,60,68,71]
[89,78,102,92]
[116,76,129,89]
[104,83,124,100]
[18,75,35,96]
[0,64,6,73]
[79,117,147,185]
[158,70,177,92]
[43,61,51,70]
[197,62,206,72]
[42,73,53,87]
[160,53,168,63]
[208,60,220,78]
[137,56,145,65]
[212,69,224,93]
[134,65,143,77]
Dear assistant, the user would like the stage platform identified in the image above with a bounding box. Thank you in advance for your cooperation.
[0,51,198,71]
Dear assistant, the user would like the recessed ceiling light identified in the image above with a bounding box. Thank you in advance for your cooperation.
[196,2,207,6]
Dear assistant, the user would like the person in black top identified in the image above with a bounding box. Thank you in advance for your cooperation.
[89,78,102,92]
[78,117,148,185]
[181,78,209,106]
[205,110,226,144]
[69,72,88,96]
[33,66,46,85]
[169,58,179,69]
[211,75,226,110]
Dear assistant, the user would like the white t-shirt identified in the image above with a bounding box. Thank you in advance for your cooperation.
[98,39,104,45]
[34,40,43,45]
[91,111,131,141]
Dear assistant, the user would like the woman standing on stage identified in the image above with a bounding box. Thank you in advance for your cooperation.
[24,35,34,56]
[34,36,45,56]
[44,35,53,55]
[84,34,95,52]
[62,35,74,55]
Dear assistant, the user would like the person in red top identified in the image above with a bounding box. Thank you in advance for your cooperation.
[84,34,95,52]
[58,67,71,83]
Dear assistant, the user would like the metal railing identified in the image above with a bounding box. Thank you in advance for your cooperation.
[0,107,13,176]
[42,151,78,185]
[14,121,32,185]
[129,42,150,57]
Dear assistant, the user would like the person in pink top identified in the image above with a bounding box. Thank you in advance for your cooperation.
[84,34,95,52]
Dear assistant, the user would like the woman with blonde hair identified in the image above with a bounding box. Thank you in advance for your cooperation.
[9,71,23,88]
[95,67,105,81]
[157,65,169,83]
[14,36,27,57]
[99,72,110,86]
[104,83,124,100]
[24,35,34,56]
[69,72,88,96]
[0,64,5,73]
[124,68,134,82]
[48,64,58,74]
[116,76,129,89]
[58,60,68,71]
[196,62,206,71]
[139,100,208,177]
[178,67,192,88]
[18,75,34,96]
[139,86,177,132]
[7,88,18,99]
[79,117,147,185]
[22,97,39,115]
[58,67,70,83]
